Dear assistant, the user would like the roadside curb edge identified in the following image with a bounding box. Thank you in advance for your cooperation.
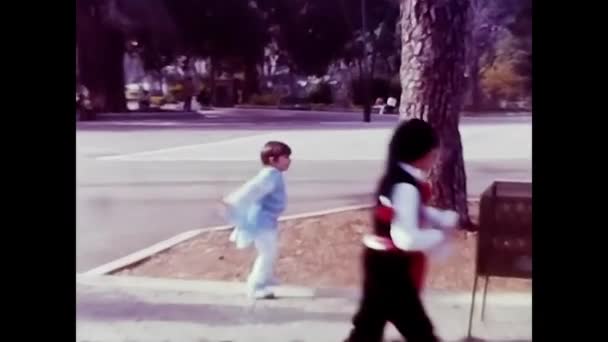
[82,197,480,276]
[81,204,373,276]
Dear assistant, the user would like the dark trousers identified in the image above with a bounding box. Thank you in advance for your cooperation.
[345,248,439,342]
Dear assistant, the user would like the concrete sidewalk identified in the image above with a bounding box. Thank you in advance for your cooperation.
[76,275,531,342]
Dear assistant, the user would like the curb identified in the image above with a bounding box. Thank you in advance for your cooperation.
[235,105,364,113]
[233,105,532,117]
[82,204,373,276]
[96,109,213,117]
[82,198,481,277]
[84,110,225,123]
[77,274,531,306]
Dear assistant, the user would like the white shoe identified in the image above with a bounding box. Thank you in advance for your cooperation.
[247,287,276,300]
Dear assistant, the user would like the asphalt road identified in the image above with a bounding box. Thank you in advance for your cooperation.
[77,110,531,272]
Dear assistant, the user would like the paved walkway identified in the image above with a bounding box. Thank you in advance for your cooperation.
[77,275,532,342]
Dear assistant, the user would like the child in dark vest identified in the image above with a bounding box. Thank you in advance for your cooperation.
[345,119,459,342]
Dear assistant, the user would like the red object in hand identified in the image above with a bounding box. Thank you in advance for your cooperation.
[374,205,394,223]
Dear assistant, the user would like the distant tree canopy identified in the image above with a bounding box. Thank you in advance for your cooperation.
[76,0,531,116]
[256,0,352,76]
[467,0,532,110]
[162,0,268,62]
[506,0,531,92]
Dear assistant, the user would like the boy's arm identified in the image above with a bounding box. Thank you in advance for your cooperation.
[422,206,459,230]
[390,183,445,252]
[223,169,277,210]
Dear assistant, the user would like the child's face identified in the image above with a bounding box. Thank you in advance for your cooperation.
[416,148,439,173]
[270,155,291,171]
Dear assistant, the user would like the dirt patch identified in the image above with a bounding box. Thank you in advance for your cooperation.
[117,204,531,292]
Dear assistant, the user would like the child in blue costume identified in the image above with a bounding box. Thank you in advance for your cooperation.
[223,141,292,299]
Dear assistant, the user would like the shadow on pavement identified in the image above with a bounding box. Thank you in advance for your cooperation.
[77,297,351,326]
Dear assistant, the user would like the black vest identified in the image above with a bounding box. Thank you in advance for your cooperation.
[373,166,420,239]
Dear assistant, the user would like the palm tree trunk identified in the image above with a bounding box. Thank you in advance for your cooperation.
[398,0,474,229]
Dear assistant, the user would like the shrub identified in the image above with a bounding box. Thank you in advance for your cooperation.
[248,93,280,106]
[478,32,531,108]
[308,82,333,104]
[481,60,527,103]
[279,96,310,106]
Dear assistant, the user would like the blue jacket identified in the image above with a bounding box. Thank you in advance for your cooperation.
[224,167,287,248]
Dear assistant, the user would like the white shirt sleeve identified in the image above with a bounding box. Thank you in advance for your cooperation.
[390,183,445,252]
[422,206,459,230]
[223,169,276,209]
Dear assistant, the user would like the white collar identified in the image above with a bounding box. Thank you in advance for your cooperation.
[399,163,427,181]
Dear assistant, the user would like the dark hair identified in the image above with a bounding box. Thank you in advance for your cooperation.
[376,119,439,197]
[383,118,439,177]
[260,141,292,165]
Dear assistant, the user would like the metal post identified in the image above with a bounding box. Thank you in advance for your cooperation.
[467,274,479,339]
[481,276,490,321]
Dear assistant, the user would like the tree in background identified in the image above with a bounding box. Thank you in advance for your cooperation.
[117,0,177,71]
[162,0,269,105]
[467,0,530,111]
[399,0,473,229]
[258,0,352,76]
[257,0,401,119]
[76,0,127,117]
[341,0,400,121]
[76,0,530,118]
[76,0,176,117]
[480,31,529,106]
[506,0,531,95]
[77,0,269,115]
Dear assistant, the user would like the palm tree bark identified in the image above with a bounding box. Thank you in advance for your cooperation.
[398,0,474,229]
